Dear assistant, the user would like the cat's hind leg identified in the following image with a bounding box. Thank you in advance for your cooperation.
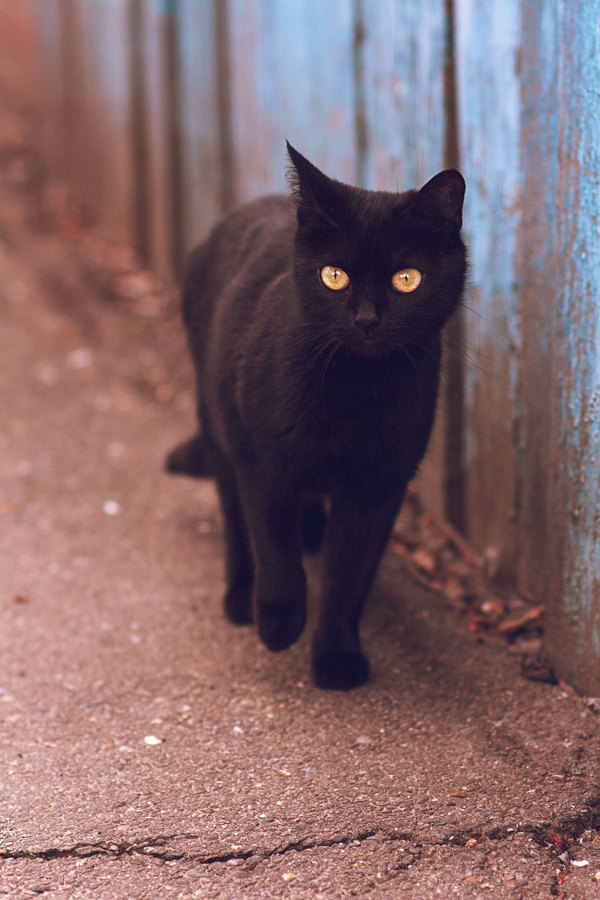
[207,450,255,625]
[165,434,209,477]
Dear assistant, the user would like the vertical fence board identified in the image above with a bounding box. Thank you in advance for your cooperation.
[360,0,447,191]
[38,0,135,243]
[226,0,357,201]
[515,0,559,590]
[454,0,522,572]
[176,0,222,256]
[77,0,134,242]
[546,0,600,692]
[140,0,176,277]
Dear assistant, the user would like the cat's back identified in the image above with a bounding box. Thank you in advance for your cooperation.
[183,194,294,328]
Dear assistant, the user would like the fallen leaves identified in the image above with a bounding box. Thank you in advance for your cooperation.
[392,490,546,644]
[547,832,569,853]
[497,606,545,636]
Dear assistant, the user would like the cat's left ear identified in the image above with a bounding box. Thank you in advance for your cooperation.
[414,169,465,231]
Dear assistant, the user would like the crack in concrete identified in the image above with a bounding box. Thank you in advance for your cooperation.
[0,828,386,865]
[0,833,201,863]
[2,800,599,869]
[428,795,600,852]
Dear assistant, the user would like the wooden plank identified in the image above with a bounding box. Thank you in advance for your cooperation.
[454,0,600,691]
[545,0,600,693]
[360,0,447,191]
[40,0,134,243]
[140,0,176,278]
[226,0,357,201]
[514,1,559,591]
[454,0,522,572]
[78,0,134,243]
[176,0,222,256]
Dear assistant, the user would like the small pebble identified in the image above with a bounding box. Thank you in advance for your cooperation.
[66,347,93,369]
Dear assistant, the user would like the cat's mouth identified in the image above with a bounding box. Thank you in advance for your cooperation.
[345,331,388,358]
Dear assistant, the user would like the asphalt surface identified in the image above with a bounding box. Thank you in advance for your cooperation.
[1,132,600,899]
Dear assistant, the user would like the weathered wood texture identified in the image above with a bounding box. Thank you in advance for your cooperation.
[12,0,600,691]
[549,1,600,692]
[456,0,600,692]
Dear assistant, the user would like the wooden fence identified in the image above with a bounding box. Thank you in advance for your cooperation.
[7,1,600,693]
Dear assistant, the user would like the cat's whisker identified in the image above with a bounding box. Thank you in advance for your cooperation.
[288,324,333,352]
[316,341,342,399]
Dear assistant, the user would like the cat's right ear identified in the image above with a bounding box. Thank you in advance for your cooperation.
[413,169,465,232]
[286,142,344,233]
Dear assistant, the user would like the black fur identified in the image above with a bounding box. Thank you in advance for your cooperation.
[167,144,466,689]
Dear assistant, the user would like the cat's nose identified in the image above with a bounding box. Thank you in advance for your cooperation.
[354,309,380,335]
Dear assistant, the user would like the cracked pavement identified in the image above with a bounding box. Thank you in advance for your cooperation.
[1,116,600,899]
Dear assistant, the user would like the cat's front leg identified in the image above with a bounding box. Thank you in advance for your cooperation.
[239,477,307,652]
[312,483,406,690]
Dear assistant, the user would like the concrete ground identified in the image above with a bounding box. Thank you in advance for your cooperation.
[1,116,600,900]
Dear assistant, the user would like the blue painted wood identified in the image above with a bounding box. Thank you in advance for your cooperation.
[514,1,559,590]
[455,0,600,691]
[549,0,600,691]
[454,0,523,569]
[360,0,447,191]
[176,0,222,253]
[226,0,357,201]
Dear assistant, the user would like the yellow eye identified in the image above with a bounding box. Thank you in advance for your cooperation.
[391,268,422,294]
[320,266,350,291]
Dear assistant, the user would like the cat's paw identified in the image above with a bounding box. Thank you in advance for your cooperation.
[256,598,306,652]
[312,647,370,690]
[224,586,253,625]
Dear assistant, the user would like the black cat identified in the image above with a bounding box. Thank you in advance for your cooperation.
[167,144,466,690]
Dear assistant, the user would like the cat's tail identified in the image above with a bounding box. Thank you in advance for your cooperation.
[165,434,210,478]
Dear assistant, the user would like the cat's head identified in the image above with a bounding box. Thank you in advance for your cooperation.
[287,143,467,359]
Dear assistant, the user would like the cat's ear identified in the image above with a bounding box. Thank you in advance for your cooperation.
[286,142,344,232]
[413,169,465,232]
